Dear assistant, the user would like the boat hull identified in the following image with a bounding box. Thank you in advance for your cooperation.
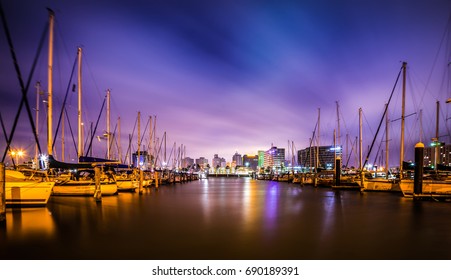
[362,178,401,192]
[5,181,54,206]
[52,181,117,196]
[400,179,451,197]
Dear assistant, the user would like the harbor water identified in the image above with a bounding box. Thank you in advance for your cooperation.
[1,177,450,260]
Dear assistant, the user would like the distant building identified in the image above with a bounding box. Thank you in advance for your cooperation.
[196,157,208,168]
[243,154,259,171]
[212,154,226,169]
[298,145,342,170]
[424,142,451,168]
[232,152,242,166]
[264,146,285,170]
[132,150,149,170]
[182,157,194,169]
[258,150,265,168]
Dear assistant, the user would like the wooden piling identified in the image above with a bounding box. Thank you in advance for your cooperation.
[335,157,341,187]
[155,171,159,188]
[94,166,102,202]
[414,142,424,197]
[139,169,143,195]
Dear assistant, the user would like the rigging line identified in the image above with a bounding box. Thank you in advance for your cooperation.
[0,113,15,166]
[84,96,106,157]
[363,65,403,169]
[52,52,78,150]
[64,107,77,157]
[0,3,47,161]
[83,51,104,101]
[371,128,386,166]
[418,13,451,109]
[140,116,150,148]
[124,115,138,163]
[344,137,357,168]
[104,122,118,159]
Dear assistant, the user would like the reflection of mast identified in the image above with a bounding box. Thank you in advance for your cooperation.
[47,9,54,156]
[77,47,83,159]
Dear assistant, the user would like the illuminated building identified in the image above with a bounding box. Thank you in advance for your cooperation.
[232,152,242,166]
[264,146,285,170]
[297,145,342,170]
[212,154,226,168]
[424,142,451,168]
[243,154,258,171]
[195,157,208,168]
[182,157,194,169]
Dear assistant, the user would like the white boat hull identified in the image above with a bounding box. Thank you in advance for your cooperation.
[52,181,117,196]
[400,179,451,197]
[362,178,401,192]
[5,181,54,206]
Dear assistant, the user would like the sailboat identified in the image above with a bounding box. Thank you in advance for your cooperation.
[360,62,408,192]
[5,169,54,206]
[47,44,117,196]
[0,8,56,206]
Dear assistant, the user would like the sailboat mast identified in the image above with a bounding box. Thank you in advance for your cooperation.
[47,9,54,156]
[118,116,122,162]
[359,107,363,170]
[35,82,41,166]
[77,47,83,159]
[385,103,389,178]
[399,62,407,178]
[316,108,320,171]
[137,111,141,168]
[106,89,111,160]
[61,106,65,161]
[435,101,440,171]
[336,101,340,147]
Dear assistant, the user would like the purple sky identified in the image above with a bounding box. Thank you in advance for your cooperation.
[1,0,451,167]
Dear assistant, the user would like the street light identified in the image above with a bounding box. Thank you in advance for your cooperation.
[10,149,25,165]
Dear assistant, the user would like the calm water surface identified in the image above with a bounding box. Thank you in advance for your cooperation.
[1,177,450,260]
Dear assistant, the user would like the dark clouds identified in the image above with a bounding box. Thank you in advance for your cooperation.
[1,0,451,165]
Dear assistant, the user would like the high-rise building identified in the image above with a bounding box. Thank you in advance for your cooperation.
[243,154,258,171]
[258,150,265,168]
[196,157,208,168]
[264,146,285,169]
[212,154,226,169]
[232,152,242,166]
[182,157,194,169]
[298,145,342,170]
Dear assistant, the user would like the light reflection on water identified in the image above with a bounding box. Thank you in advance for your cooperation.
[1,178,451,260]
[3,208,56,241]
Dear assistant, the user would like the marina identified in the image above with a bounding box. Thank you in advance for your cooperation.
[1,177,451,260]
[1,2,451,271]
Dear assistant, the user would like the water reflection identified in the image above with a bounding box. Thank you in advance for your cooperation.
[1,179,451,259]
[2,207,55,241]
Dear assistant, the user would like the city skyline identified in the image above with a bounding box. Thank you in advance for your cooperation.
[1,0,451,166]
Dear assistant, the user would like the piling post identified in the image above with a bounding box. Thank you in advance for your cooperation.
[94,166,102,202]
[139,169,143,195]
[335,157,341,187]
[414,142,424,197]
[155,171,159,188]
[0,163,6,223]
